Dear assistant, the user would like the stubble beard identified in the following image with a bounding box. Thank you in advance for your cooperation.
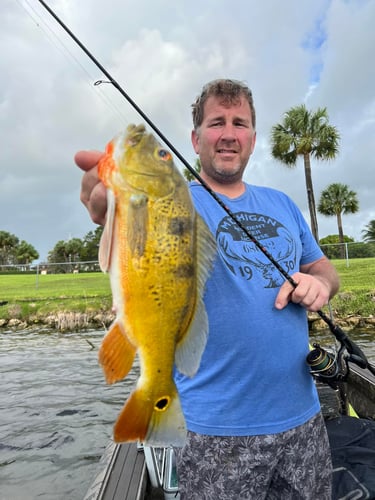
[208,160,245,184]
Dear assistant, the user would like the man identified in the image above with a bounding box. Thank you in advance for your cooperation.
[75,79,339,499]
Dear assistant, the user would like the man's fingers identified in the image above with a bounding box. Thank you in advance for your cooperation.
[274,281,294,310]
[74,150,104,172]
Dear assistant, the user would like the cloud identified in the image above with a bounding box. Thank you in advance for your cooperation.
[1,0,374,261]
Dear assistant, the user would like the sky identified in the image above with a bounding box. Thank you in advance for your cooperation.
[1,0,374,262]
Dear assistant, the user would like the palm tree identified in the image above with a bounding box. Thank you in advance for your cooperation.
[16,241,39,265]
[318,183,359,258]
[270,104,340,242]
[362,220,375,243]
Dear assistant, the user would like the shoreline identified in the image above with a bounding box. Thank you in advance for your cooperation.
[1,310,374,333]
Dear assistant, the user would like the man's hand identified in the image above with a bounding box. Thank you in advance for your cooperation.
[275,256,340,312]
[74,150,107,225]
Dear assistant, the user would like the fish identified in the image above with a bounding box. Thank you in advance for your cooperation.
[97,124,216,446]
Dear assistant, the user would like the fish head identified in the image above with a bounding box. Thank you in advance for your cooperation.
[99,124,181,199]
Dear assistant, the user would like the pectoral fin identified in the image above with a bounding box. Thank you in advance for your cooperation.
[98,321,137,384]
[128,194,148,258]
[98,190,116,272]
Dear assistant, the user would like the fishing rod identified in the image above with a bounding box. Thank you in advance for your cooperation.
[37,0,374,375]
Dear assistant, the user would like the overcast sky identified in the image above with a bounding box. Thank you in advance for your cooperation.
[1,0,374,262]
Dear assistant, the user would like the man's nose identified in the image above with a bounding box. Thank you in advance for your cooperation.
[220,124,237,140]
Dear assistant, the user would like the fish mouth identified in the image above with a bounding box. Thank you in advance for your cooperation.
[126,124,147,146]
[127,170,160,178]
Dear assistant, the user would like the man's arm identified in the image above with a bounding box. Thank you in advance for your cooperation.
[275,256,340,312]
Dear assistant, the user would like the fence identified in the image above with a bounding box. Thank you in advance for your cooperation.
[320,241,375,265]
[0,260,101,274]
[1,241,374,274]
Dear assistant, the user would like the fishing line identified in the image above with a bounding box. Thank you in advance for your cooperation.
[19,0,129,126]
[35,0,297,288]
[36,0,374,373]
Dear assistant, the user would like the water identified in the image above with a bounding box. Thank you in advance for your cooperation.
[0,330,138,500]
[0,328,374,500]
[310,328,375,362]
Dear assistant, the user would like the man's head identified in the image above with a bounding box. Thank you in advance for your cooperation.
[192,79,256,131]
[191,79,256,189]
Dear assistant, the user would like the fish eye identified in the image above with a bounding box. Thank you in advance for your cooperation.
[157,148,172,161]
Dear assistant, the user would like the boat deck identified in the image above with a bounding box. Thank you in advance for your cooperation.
[102,443,146,500]
[84,441,165,500]
[84,441,146,500]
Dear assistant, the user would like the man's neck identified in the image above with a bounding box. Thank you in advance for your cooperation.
[199,175,246,199]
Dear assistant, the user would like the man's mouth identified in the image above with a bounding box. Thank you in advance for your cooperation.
[217,149,237,154]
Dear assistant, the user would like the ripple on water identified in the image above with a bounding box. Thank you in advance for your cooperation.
[0,330,139,500]
[0,328,374,499]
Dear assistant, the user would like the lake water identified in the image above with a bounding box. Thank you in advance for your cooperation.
[0,328,374,500]
[0,330,137,500]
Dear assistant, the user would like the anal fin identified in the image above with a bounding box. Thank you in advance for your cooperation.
[98,321,137,384]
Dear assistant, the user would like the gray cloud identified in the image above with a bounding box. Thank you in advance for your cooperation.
[1,0,373,261]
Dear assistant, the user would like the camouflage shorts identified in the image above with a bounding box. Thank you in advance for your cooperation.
[174,412,332,500]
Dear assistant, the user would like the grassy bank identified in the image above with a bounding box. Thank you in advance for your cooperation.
[329,258,375,317]
[0,272,112,329]
[0,258,374,331]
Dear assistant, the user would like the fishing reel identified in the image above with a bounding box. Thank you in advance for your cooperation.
[306,343,348,387]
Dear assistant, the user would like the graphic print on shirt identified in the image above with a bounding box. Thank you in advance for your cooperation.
[216,212,297,288]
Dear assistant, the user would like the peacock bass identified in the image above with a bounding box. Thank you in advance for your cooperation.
[97,124,216,446]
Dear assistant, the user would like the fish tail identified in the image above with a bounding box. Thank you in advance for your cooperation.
[113,382,186,447]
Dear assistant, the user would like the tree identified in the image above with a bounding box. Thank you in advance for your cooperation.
[48,238,83,272]
[319,234,354,259]
[81,226,103,261]
[318,183,359,258]
[184,158,201,182]
[362,220,375,243]
[0,231,39,267]
[270,104,340,242]
[15,240,39,264]
[0,231,19,265]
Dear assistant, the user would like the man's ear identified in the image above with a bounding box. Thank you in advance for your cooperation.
[191,129,199,154]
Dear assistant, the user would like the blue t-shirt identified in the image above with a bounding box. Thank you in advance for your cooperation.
[174,182,323,436]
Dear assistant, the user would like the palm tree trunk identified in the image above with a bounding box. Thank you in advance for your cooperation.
[337,212,345,259]
[303,153,319,242]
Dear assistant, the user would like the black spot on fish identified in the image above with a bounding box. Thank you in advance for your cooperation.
[174,262,194,278]
[169,217,192,235]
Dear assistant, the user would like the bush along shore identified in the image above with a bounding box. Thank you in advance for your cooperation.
[0,295,374,333]
[0,310,112,332]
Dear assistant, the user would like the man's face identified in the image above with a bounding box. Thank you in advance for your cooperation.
[191,95,256,185]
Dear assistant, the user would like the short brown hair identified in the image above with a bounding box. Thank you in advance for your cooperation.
[192,79,256,130]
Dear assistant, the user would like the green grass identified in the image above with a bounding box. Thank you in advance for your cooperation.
[0,272,112,321]
[0,258,374,324]
[328,258,375,317]
[0,272,111,300]
[331,258,375,291]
